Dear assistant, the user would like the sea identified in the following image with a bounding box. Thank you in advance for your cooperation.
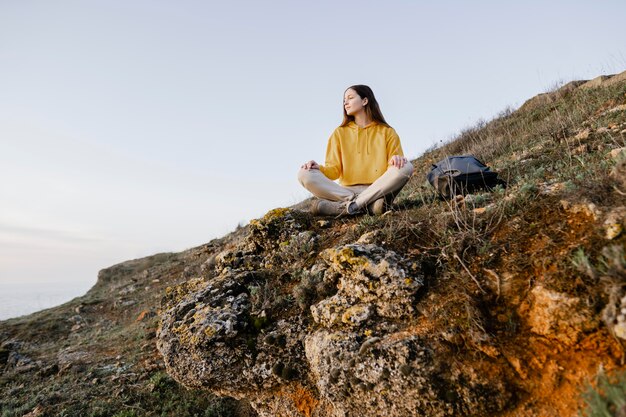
[0,281,94,321]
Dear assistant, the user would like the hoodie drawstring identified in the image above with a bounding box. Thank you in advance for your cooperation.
[354,121,371,155]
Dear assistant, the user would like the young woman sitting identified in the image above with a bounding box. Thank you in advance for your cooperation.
[298,85,413,216]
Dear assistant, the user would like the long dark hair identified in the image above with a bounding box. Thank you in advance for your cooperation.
[340,84,389,127]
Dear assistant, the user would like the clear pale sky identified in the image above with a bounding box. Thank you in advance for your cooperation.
[1,0,625,291]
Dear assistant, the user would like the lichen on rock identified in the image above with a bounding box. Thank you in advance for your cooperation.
[247,208,312,253]
[311,244,423,328]
[156,228,517,416]
[525,285,599,345]
[157,271,264,392]
[304,329,451,415]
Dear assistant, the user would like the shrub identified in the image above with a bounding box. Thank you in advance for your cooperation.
[580,368,626,417]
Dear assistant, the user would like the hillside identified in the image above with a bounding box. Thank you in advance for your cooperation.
[1,71,626,417]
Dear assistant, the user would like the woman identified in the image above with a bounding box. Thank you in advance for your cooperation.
[298,85,414,216]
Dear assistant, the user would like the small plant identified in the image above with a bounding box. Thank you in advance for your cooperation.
[531,166,546,180]
[580,368,626,417]
[204,400,238,417]
[292,269,333,311]
[571,245,625,283]
[518,182,538,196]
[572,248,597,281]
[564,180,578,191]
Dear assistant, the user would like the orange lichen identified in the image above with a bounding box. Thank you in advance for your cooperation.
[289,384,319,417]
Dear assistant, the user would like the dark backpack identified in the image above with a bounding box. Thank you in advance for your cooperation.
[427,155,505,199]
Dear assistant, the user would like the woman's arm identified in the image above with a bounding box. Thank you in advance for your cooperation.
[319,130,341,180]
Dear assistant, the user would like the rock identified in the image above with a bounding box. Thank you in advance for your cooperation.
[37,363,59,377]
[606,223,623,240]
[200,255,217,273]
[304,329,511,416]
[604,208,626,240]
[22,405,44,417]
[305,330,442,415]
[608,293,626,341]
[181,266,194,278]
[156,221,514,416]
[356,231,380,244]
[574,128,591,141]
[605,104,626,114]
[5,350,31,370]
[317,220,331,228]
[539,182,566,196]
[215,249,243,271]
[520,80,588,111]
[212,209,315,273]
[505,354,528,379]
[157,269,312,410]
[136,310,157,322]
[608,147,626,160]
[340,304,375,327]
[57,348,90,374]
[615,322,626,339]
[560,200,601,220]
[114,299,137,308]
[611,157,626,191]
[118,284,137,295]
[1,341,39,374]
[573,144,589,154]
[310,244,423,328]
[278,230,318,262]
[158,272,256,390]
[247,208,312,252]
[525,285,599,345]
[580,75,612,89]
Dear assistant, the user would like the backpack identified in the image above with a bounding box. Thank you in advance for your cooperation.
[427,155,505,199]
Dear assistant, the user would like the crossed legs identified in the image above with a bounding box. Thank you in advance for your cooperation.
[297,163,414,213]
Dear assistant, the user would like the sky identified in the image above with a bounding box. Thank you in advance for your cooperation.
[1,0,625,294]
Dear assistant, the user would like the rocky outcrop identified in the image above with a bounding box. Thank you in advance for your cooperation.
[155,73,626,417]
[157,209,514,416]
[519,69,626,112]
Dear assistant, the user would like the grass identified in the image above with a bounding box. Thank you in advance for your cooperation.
[580,368,626,417]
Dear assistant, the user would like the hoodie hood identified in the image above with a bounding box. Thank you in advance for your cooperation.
[347,120,379,129]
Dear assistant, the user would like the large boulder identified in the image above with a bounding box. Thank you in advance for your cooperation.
[157,235,513,416]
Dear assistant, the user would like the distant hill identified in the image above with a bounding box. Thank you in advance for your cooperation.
[1,70,626,417]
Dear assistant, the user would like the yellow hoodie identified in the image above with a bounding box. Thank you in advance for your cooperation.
[319,121,404,186]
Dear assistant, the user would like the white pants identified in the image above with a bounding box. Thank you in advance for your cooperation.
[297,163,414,210]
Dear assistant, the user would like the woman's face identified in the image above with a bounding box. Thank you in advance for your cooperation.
[343,88,368,116]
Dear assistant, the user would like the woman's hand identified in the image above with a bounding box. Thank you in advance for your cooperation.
[301,160,320,170]
[389,155,408,168]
